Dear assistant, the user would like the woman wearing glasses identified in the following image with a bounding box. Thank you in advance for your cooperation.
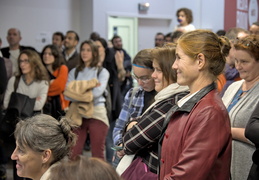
[113,48,157,146]
[4,49,49,114]
[3,49,49,180]
[112,48,157,166]
[118,44,189,179]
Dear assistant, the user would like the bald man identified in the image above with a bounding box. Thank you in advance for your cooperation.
[250,22,259,35]
[0,28,37,74]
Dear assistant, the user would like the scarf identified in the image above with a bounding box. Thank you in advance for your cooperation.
[142,83,189,115]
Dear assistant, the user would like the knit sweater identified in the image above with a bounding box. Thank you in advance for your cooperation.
[222,79,259,180]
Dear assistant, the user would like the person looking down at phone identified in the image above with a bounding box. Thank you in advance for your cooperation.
[119,44,189,179]
[112,48,156,166]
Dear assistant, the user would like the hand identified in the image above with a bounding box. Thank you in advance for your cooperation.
[126,121,138,131]
[115,50,124,69]
[117,149,125,158]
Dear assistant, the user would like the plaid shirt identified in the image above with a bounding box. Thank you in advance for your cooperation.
[123,92,188,173]
[113,87,146,145]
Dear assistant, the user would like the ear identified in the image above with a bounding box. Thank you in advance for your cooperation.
[41,149,52,164]
[196,53,206,70]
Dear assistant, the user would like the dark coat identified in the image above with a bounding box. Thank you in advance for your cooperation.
[245,101,259,180]
[1,45,38,58]
[63,51,80,71]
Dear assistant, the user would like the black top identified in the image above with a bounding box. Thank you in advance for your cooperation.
[142,89,157,114]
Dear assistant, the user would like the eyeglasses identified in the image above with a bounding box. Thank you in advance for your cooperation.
[18,59,30,64]
[132,74,152,83]
[155,38,164,41]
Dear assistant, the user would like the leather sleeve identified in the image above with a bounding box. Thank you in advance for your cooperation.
[165,106,231,180]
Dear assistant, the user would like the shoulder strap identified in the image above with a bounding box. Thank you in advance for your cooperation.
[74,69,79,79]
[97,67,103,77]
[128,87,138,110]
[123,87,139,128]
[13,76,20,92]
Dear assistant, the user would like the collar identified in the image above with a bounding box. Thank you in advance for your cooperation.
[178,82,216,113]
[64,49,77,61]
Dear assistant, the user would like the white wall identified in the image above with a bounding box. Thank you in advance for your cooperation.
[0,0,225,52]
[0,0,81,52]
[93,0,225,51]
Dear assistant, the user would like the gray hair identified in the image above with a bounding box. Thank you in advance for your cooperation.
[14,114,77,165]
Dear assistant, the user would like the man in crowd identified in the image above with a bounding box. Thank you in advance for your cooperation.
[52,31,64,51]
[154,32,165,47]
[1,28,37,74]
[103,35,132,164]
[63,30,80,71]
[249,21,259,35]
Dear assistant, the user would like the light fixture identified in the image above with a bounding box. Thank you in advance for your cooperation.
[138,3,150,12]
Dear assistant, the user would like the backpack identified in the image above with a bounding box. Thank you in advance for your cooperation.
[74,67,112,121]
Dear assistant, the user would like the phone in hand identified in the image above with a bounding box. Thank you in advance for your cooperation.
[111,146,123,151]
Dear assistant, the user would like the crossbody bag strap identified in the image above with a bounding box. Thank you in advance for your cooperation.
[13,76,20,92]
[128,87,138,111]
[123,87,139,128]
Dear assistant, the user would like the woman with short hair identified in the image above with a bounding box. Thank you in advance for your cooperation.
[222,34,259,180]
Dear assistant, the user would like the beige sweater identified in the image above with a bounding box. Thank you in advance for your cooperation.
[64,79,99,126]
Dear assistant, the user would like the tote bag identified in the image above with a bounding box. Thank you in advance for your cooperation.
[121,156,158,180]
[0,77,35,141]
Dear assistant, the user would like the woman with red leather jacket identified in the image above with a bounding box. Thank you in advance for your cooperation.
[159,30,232,180]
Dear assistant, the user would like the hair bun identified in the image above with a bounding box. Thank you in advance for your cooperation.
[59,117,77,147]
[218,36,231,58]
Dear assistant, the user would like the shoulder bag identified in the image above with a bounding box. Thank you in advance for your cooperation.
[0,76,36,141]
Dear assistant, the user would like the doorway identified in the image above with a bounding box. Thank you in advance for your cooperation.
[108,16,138,59]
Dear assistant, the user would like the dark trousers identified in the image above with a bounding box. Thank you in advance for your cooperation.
[105,120,116,164]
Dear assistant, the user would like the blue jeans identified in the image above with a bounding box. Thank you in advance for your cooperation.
[105,120,116,164]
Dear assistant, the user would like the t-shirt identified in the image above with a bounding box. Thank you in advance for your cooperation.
[175,24,196,32]
[9,49,20,74]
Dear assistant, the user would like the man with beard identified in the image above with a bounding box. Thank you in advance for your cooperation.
[154,32,165,47]
[63,30,80,71]
[52,31,65,52]
[103,35,132,164]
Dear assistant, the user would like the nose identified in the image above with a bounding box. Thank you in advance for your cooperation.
[11,148,18,160]
[151,71,156,79]
[137,79,144,86]
[172,61,177,69]
[235,61,242,70]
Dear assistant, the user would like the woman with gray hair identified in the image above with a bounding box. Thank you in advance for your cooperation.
[11,114,77,180]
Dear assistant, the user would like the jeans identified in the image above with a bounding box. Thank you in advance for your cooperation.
[105,120,116,164]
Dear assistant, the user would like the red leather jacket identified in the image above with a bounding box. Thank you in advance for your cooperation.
[159,83,232,180]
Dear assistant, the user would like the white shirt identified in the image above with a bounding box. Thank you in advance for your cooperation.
[175,24,196,33]
[9,49,20,74]
[65,48,76,61]
[177,91,198,107]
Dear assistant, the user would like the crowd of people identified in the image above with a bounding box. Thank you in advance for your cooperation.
[0,6,259,180]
